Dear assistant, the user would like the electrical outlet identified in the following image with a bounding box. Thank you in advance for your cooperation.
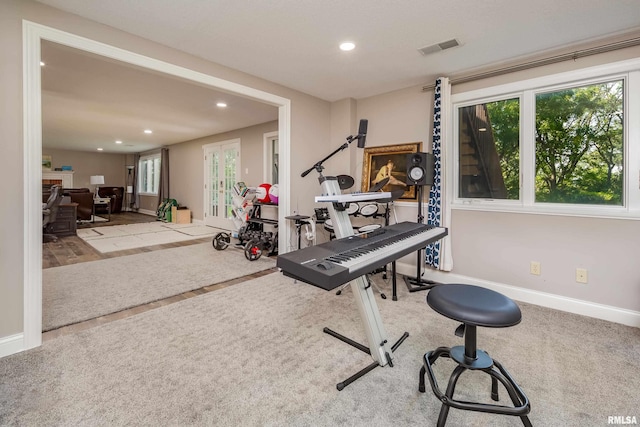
[530,261,541,276]
[576,268,588,284]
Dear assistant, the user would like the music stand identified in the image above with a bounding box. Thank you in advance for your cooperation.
[285,215,310,250]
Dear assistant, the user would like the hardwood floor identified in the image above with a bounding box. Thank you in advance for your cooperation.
[42,212,276,341]
[43,212,216,268]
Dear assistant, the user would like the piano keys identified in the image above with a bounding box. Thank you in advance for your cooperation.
[277,221,448,290]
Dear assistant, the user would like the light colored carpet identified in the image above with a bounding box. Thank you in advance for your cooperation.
[3,272,639,426]
[42,242,276,331]
[77,222,221,253]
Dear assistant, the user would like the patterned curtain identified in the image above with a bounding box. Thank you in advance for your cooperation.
[132,153,140,210]
[158,148,170,206]
[425,77,453,271]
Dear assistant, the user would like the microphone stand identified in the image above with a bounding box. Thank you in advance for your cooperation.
[403,183,440,292]
[300,135,358,178]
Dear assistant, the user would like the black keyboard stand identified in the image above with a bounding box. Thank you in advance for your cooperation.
[323,326,409,391]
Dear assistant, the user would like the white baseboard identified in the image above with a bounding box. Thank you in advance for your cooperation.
[395,262,640,328]
[137,209,156,217]
[0,333,25,358]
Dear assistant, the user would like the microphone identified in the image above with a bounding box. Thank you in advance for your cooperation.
[357,119,368,148]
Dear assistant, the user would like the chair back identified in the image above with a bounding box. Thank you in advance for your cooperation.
[43,185,63,229]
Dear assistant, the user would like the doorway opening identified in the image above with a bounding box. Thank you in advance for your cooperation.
[23,21,291,352]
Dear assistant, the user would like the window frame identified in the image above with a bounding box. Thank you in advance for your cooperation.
[449,57,640,219]
[138,152,162,196]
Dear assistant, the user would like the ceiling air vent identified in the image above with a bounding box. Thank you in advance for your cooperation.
[418,38,460,56]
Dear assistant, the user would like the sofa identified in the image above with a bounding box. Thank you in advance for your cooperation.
[97,186,125,214]
[43,188,94,221]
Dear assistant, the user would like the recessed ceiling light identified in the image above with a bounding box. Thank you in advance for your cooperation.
[115,140,123,144]
[40,61,45,66]
[339,42,355,51]
[144,129,152,134]
[97,148,104,151]
[216,102,227,108]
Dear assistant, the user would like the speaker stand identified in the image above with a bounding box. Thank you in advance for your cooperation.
[403,184,440,292]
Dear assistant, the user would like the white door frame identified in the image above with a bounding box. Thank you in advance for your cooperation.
[22,21,291,353]
[263,131,279,183]
[203,139,241,229]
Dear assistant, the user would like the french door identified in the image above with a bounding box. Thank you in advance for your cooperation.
[203,139,240,229]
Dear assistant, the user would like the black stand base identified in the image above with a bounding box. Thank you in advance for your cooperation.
[404,275,440,292]
[323,327,409,391]
[403,183,441,293]
[419,347,532,427]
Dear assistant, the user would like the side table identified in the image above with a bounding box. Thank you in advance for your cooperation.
[93,198,111,222]
[49,202,78,237]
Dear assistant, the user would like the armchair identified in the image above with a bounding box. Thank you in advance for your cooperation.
[97,186,125,214]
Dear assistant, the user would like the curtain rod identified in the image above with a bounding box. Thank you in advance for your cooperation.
[421,36,640,92]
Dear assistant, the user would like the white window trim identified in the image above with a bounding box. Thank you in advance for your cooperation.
[449,57,640,220]
[263,131,278,183]
[138,152,161,196]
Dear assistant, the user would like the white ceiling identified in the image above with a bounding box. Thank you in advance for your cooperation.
[41,42,278,153]
[37,0,640,153]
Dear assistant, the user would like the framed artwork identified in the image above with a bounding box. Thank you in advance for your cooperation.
[42,155,52,171]
[361,142,422,200]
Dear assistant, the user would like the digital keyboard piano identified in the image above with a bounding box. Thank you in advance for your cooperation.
[277,221,447,290]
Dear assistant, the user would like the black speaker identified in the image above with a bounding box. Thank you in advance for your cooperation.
[406,152,434,186]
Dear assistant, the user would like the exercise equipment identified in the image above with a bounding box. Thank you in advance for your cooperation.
[213,225,278,261]
[256,183,272,203]
[213,195,278,261]
[268,184,279,204]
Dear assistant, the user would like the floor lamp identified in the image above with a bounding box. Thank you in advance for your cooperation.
[90,175,104,198]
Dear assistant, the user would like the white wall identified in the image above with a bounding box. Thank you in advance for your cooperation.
[169,121,278,220]
[351,46,640,322]
[0,0,330,349]
[43,148,127,189]
[3,0,639,358]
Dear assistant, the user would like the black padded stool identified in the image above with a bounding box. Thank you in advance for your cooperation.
[419,284,532,426]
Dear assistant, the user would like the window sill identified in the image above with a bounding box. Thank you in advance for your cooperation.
[451,201,640,221]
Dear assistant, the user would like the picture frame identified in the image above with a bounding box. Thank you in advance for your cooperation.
[361,142,422,200]
[42,155,52,171]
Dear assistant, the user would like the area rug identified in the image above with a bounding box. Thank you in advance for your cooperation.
[77,222,222,253]
[3,273,640,426]
[77,215,108,224]
[42,242,276,331]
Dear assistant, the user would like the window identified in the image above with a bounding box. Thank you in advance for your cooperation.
[138,153,161,195]
[458,98,520,200]
[451,59,640,218]
[535,81,623,205]
[263,131,279,184]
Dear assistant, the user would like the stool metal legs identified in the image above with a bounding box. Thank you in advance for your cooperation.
[419,347,532,427]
